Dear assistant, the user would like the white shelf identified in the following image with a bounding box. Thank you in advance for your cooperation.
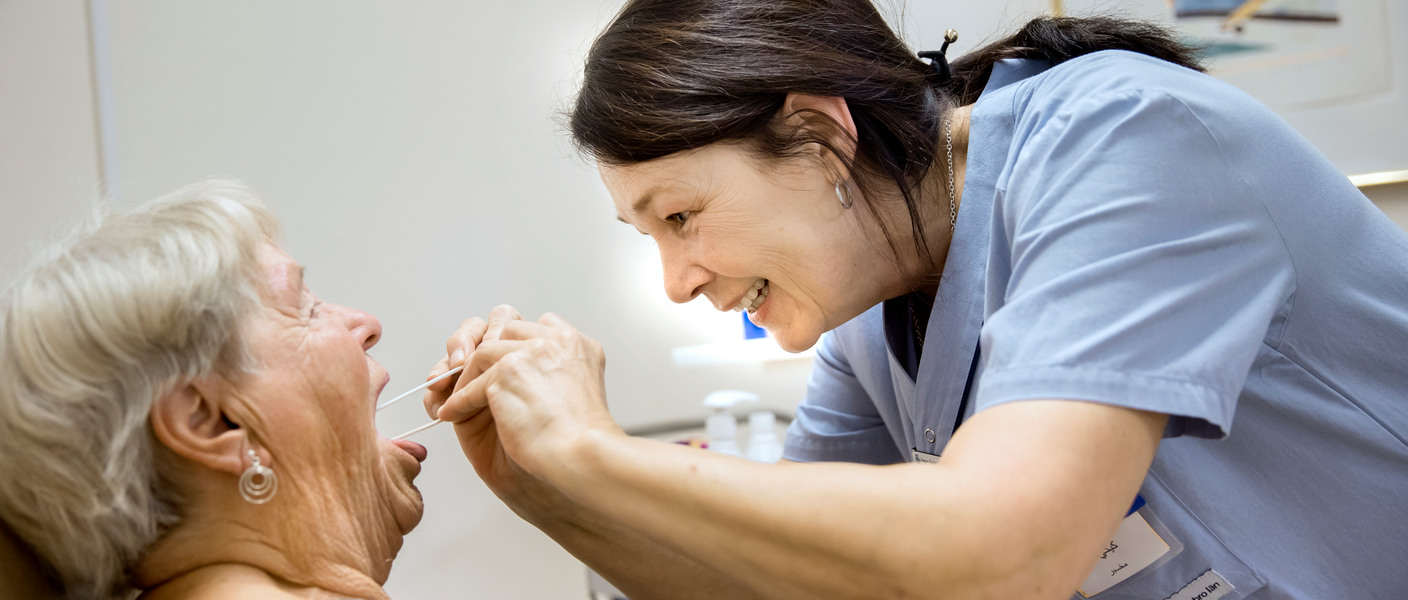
[671,337,815,367]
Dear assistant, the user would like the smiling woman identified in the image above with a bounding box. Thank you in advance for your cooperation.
[423,1,1408,599]
[602,138,914,351]
[0,181,427,599]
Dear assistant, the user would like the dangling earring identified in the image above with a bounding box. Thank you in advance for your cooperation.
[835,178,854,209]
[239,448,278,504]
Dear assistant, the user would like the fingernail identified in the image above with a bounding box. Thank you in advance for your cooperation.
[450,349,465,366]
[427,367,444,380]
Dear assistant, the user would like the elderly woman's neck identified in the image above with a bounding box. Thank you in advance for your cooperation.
[134,501,391,600]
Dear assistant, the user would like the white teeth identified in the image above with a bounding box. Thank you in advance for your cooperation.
[736,280,769,313]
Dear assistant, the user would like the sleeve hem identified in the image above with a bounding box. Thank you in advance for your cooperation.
[782,432,904,464]
[977,365,1235,438]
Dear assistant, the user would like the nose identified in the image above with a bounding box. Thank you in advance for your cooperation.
[660,241,710,304]
[332,304,383,351]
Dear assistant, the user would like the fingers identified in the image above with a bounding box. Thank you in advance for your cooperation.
[536,312,574,329]
[483,304,524,343]
[421,308,557,420]
[433,316,488,380]
[425,357,453,392]
[497,319,554,341]
[420,317,486,418]
[439,339,531,422]
[536,312,606,366]
[453,305,523,395]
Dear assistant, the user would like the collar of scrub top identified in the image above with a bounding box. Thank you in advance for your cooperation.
[376,366,463,440]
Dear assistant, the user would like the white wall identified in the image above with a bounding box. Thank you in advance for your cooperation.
[2,2,1406,599]
[0,0,104,277]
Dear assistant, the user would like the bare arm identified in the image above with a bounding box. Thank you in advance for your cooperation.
[543,399,1165,600]
[437,311,1165,598]
[508,478,764,600]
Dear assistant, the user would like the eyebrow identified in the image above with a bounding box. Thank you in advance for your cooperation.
[292,265,306,292]
[615,185,665,224]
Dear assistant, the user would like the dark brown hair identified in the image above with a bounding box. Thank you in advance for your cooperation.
[569,1,1203,269]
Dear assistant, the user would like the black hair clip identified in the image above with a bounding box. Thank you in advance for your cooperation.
[918,29,959,83]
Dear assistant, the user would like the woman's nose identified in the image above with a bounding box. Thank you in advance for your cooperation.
[661,245,710,304]
[333,304,383,350]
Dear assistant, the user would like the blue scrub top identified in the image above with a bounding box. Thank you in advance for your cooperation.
[784,50,1408,599]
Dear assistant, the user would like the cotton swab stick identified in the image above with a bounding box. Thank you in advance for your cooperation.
[393,419,443,440]
[377,366,464,412]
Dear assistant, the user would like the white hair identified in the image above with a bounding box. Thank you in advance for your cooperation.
[0,180,280,599]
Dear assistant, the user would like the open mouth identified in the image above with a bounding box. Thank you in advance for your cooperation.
[733,279,769,313]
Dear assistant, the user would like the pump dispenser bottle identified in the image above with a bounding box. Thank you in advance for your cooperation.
[703,390,757,457]
[745,410,784,463]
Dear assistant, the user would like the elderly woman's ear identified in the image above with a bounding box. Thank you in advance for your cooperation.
[149,380,252,477]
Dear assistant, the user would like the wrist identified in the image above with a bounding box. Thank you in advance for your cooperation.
[547,427,621,496]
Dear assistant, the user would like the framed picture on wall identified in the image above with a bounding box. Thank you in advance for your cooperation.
[1058,0,1406,179]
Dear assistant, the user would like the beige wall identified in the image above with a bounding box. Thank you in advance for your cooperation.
[0,0,103,279]
[1365,182,1408,230]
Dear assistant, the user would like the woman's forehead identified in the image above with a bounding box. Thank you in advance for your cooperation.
[258,244,305,304]
[602,146,743,215]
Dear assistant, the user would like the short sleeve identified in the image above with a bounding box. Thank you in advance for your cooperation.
[783,326,906,464]
[976,89,1295,439]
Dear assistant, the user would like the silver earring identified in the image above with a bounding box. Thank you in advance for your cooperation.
[835,178,854,209]
[239,449,278,504]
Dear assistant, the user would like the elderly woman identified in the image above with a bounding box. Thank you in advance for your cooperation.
[0,181,427,599]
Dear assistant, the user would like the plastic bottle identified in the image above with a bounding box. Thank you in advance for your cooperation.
[745,410,784,463]
[703,390,757,457]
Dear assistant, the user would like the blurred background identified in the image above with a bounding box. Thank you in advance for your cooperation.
[2,0,1404,597]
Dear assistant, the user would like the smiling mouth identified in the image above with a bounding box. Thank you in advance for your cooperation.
[733,279,769,313]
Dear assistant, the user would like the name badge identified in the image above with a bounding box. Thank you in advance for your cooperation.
[910,448,941,464]
[1165,569,1233,600]
[1077,507,1171,597]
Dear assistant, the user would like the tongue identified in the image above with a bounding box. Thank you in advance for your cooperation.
[390,439,428,462]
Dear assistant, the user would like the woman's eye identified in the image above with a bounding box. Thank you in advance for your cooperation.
[666,212,691,226]
[309,301,321,319]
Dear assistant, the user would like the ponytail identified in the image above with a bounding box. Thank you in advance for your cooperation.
[947,16,1204,104]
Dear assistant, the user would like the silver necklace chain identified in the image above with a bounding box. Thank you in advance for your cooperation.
[946,116,956,236]
[914,116,958,351]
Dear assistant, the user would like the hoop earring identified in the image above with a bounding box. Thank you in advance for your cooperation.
[239,449,278,505]
[835,178,854,209]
